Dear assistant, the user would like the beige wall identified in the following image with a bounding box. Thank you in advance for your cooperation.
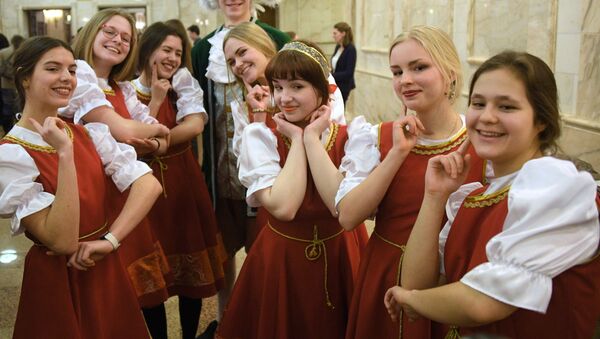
[280,0,600,170]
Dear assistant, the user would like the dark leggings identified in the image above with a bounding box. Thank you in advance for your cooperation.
[142,296,202,339]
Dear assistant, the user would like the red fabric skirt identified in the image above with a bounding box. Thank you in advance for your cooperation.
[345,232,430,339]
[217,217,356,339]
[146,145,227,298]
[108,185,172,308]
[14,245,149,339]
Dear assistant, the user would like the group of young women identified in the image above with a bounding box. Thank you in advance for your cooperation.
[0,7,598,339]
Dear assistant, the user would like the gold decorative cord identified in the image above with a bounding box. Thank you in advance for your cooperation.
[267,222,343,309]
[463,185,511,208]
[445,325,461,339]
[374,230,407,339]
[33,221,108,246]
[2,125,74,153]
[146,145,191,198]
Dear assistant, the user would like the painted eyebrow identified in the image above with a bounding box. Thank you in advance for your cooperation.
[390,58,424,69]
[470,93,518,101]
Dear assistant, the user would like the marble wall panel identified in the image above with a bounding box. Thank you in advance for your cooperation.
[576,33,600,122]
[401,0,453,33]
[351,70,398,123]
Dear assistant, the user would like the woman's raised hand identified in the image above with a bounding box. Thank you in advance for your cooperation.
[273,112,303,140]
[391,115,425,155]
[425,138,472,198]
[246,84,271,123]
[29,117,72,154]
[151,63,171,103]
[304,105,331,139]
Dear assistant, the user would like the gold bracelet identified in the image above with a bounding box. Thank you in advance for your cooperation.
[252,108,267,114]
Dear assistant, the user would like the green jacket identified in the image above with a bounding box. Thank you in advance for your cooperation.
[191,20,290,202]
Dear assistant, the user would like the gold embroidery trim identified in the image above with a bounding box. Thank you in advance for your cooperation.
[146,145,192,198]
[102,88,115,96]
[374,230,407,338]
[131,80,151,101]
[267,221,344,309]
[282,123,338,152]
[376,123,467,156]
[463,185,511,208]
[411,129,467,155]
[2,125,74,153]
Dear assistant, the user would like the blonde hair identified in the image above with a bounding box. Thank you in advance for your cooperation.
[389,25,462,103]
[223,22,277,84]
[72,8,138,82]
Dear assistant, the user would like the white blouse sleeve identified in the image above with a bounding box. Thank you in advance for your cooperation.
[237,122,280,207]
[119,81,158,124]
[230,99,250,161]
[0,144,54,235]
[84,123,152,192]
[438,182,484,275]
[328,74,347,125]
[171,67,208,124]
[461,157,600,313]
[58,60,113,124]
[334,116,380,208]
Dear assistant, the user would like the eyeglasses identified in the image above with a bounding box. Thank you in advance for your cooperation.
[100,25,132,46]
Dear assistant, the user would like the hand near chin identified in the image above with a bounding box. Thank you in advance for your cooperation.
[29,117,72,154]
[273,112,303,141]
[304,105,331,140]
[151,63,171,103]
[425,138,472,198]
[391,115,425,156]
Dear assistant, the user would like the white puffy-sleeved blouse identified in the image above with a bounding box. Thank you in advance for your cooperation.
[237,122,334,207]
[58,60,113,124]
[334,115,475,208]
[0,123,152,235]
[131,67,208,124]
[439,157,600,313]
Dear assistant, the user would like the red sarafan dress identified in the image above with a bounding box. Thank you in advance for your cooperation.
[344,119,485,339]
[0,123,149,339]
[135,86,227,298]
[217,123,360,339]
[440,157,600,339]
[102,80,171,307]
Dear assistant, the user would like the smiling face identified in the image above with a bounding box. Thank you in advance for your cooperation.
[219,0,252,24]
[467,68,544,176]
[224,37,269,86]
[272,78,321,123]
[389,38,447,114]
[92,15,132,70]
[26,47,77,109]
[148,35,183,79]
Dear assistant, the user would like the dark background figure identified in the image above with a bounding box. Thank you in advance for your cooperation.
[331,22,356,104]
[0,35,25,133]
[187,24,201,46]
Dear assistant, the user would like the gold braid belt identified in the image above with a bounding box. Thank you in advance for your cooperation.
[146,145,191,198]
[267,221,344,309]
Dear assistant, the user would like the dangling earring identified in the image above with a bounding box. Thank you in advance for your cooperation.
[23,80,30,89]
[447,80,456,101]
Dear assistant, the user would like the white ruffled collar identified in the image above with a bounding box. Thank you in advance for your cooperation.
[206,27,235,84]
